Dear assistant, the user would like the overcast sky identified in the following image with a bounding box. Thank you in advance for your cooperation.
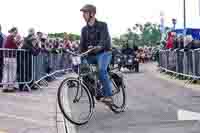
[0,0,200,37]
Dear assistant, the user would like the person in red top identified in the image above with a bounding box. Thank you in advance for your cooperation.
[165,32,175,49]
[63,34,72,49]
[5,27,19,49]
[2,27,20,93]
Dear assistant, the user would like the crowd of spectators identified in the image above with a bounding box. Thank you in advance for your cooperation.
[164,31,200,50]
[0,25,79,93]
[159,31,200,76]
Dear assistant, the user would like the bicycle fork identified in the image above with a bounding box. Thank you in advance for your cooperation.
[73,66,83,103]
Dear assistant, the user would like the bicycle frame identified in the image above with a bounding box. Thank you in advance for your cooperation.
[67,48,122,100]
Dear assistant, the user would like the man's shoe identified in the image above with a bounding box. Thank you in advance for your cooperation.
[99,96,113,104]
[31,86,39,91]
[95,95,104,101]
[2,88,17,93]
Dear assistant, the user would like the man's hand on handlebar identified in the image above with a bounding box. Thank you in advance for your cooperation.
[88,46,102,53]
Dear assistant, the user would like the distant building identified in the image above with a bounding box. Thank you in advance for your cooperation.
[173,28,200,40]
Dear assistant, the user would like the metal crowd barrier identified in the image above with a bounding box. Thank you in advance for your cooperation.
[33,50,72,89]
[159,48,200,84]
[0,49,34,90]
[0,48,72,90]
[32,50,73,89]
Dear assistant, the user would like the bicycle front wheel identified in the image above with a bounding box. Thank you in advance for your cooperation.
[57,77,94,125]
[110,72,127,113]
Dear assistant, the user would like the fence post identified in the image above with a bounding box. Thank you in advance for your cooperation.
[175,50,179,73]
[197,50,200,77]
[166,50,169,70]
[159,51,162,67]
[192,50,196,77]
[183,51,187,74]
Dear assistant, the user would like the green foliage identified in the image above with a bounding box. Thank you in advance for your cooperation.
[48,32,80,41]
[112,22,169,47]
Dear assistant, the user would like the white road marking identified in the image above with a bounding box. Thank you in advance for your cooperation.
[62,84,77,133]
[178,109,200,121]
[0,130,7,133]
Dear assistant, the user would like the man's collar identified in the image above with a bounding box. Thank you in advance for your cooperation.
[94,19,98,26]
[88,19,98,27]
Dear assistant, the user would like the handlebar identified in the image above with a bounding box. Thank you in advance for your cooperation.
[65,47,98,57]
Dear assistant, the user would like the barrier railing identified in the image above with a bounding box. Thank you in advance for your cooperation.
[159,48,200,84]
[32,50,73,89]
[0,48,72,90]
[0,49,33,84]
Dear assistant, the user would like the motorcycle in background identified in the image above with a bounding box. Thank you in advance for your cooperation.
[118,54,139,72]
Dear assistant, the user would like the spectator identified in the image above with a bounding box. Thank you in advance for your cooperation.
[48,39,53,50]
[37,31,43,48]
[71,41,79,52]
[51,40,59,54]
[192,40,200,49]
[0,25,7,48]
[64,34,72,49]
[37,32,43,40]
[165,32,175,49]
[173,36,179,49]
[17,35,40,91]
[178,35,184,49]
[0,24,6,86]
[28,28,35,37]
[59,40,64,49]
[183,35,194,52]
[54,39,60,49]
[41,36,47,51]
[2,27,20,92]
[63,36,73,68]
[121,44,134,55]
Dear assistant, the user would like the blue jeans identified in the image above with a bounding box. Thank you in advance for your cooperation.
[84,52,112,96]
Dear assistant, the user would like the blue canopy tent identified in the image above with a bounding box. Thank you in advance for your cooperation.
[173,28,200,40]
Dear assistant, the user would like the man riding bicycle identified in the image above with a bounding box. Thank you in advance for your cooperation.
[80,4,113,103]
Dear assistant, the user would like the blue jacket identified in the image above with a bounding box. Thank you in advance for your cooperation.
[0,33,3,48]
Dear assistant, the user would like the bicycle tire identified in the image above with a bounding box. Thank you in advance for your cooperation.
[110,73,127,113]
[57,77,95,125]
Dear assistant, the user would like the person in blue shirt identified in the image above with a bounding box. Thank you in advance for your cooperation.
[0,25,5,86]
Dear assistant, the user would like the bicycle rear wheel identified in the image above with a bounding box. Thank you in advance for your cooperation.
[57,77,94,125]
[110,72,127,113]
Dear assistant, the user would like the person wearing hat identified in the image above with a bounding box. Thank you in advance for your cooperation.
[4,27,19,49]
[80,4,113,103]
[24,28,39,53]
[28,28,35,36]
[2,27,20,92]
[17,32,40,91]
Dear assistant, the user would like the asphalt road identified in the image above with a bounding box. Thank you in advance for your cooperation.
[76,63,200,133]
[1,63,200,133]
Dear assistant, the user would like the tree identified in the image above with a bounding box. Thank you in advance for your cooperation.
[131,22,161,46]
[112,22,164,47]
[48,32,80,41]
[68,33,81,41]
